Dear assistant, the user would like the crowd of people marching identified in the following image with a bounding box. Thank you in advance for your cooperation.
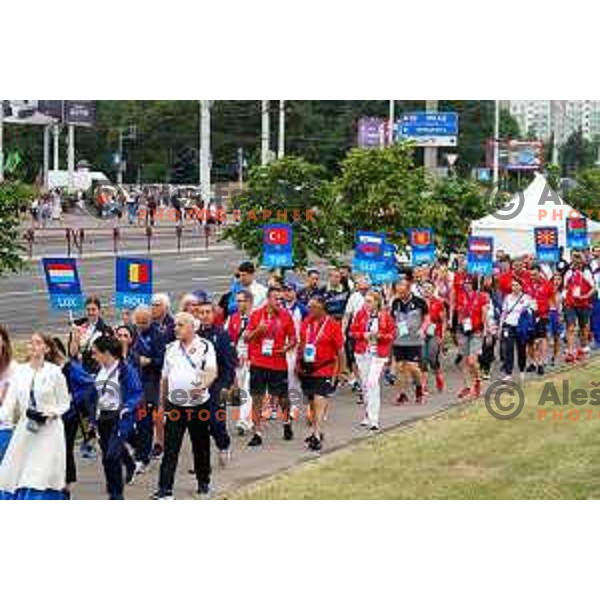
[0,246,599,499]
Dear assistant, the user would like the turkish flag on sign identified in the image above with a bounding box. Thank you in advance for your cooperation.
[265,226,290,246]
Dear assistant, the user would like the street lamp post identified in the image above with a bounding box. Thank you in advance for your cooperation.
[0,100,4,183]
[388,100,395,147]
[199,100,211,207]
[261,100,270,165]
[493,99,500,185]
[278,100,285,158]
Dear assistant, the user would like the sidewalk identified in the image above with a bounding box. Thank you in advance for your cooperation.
[71,355,579,500]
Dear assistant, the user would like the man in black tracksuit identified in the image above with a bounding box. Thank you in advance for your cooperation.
[196,302,236,461]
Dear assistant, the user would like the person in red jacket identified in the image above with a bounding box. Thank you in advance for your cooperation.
[297,296,344,451]
[244,287,297,447]
[455,276,489,400]
[350,290,394,431]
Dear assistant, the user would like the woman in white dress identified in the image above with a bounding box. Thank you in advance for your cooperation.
[0,333,70,500]
[0,326,19,462]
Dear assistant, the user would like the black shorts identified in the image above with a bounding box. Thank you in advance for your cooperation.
[534,317,549,339]
[249,366,288,398]
[301,376,336,400]
[393,345,422,364]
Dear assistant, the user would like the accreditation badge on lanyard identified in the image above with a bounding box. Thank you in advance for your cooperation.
[462,293,476,333]
[238,317,249,360]
[368,315,379,355]
[261,315,277,357]
[304,318,329,363]
[397,318,409,338]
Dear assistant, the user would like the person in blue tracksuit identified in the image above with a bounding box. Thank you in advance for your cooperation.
[130,307,166,470]
[51,337,98,498]
[196,301,236,463]
[91,335,142,500]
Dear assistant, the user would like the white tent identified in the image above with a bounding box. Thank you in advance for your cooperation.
[470,172,600,256]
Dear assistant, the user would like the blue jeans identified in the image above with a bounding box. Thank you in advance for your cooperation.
[592,297,600,344]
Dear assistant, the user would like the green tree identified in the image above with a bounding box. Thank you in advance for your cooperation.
[429,177,487,250]
[333,143,433,249]
[561,129,597,174]
[223,156,344,269]
[569,167,600,214]
[0,181,34,276]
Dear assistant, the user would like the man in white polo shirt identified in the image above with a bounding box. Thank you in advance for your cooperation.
[151,312,217,499]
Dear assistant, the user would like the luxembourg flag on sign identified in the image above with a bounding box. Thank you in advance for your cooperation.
[47,262,76,284]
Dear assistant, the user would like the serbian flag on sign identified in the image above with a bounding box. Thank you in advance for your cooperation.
[128,262,150,284]
[47,262,76,284]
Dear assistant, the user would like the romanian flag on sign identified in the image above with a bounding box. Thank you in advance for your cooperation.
[129,262,149,284]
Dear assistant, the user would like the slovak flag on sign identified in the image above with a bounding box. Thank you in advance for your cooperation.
[263,224,293,268]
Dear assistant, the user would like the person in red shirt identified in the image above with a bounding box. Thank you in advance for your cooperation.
[297,296,344,451]
[563,256,595,361]
[350,290,394,431]
[422,281,447,393]
[244,287,297,447]
[528,265,555,375]
[455,276,489,400]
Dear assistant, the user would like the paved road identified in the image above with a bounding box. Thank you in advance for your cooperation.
[1,235,248,337]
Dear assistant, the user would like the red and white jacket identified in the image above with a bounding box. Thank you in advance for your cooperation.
[350,307,395,358]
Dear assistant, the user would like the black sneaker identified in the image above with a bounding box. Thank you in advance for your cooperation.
[196,482,212,497]
[283,423,293,441]
[395,393,409,405]
[248,433,263,447]
[537,365,545,376]
[308,435,322,452]
[526,364,537,373]
[150,444,163,460]
[150,489,174,500]
[125,464,136,485]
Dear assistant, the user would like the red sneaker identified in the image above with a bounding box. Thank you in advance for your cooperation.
[415,385,425,404]
[457,387,471,399]
[565,353,575,364]
[435,371,445,393]
[471,379,482,399]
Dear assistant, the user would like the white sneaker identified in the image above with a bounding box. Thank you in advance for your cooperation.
[218,448,232,467]
[359,418,370,427]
